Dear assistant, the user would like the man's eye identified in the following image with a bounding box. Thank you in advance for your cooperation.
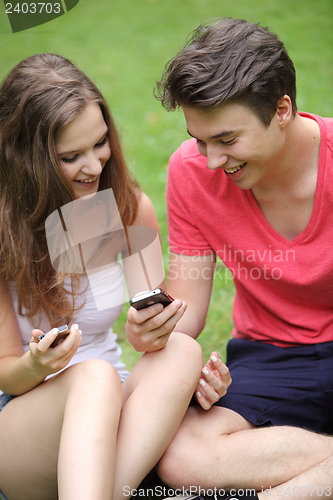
[220,138,236,145]
[61,154,79,163]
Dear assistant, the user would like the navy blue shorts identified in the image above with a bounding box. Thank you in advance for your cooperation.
[0,393,15,412]
[215,339,333,434]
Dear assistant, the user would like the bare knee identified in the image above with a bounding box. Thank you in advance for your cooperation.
[169,331,203,356]
[167,331,203,374]
[156,406,204,488]
[158,427,230,490]
[74,358,120,386]
[157,421,202,488]
[60,359,122,402]
[157,406,250,489]
[162,332,203,393]
[139,332,203,389]
[157,438,184,488]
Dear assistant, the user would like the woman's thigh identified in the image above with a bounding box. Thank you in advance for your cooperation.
[0,381,65,499]
[0,361,113,500]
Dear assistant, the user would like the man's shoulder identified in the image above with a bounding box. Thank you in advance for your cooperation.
[321,116,333,141]
[179,137,202,158]
[314,114,333,152]
[170,138,205,165]
[300,111,333,133]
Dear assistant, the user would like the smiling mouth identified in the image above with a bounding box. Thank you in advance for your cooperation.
[224,162,246,174]
[75,176,98,184]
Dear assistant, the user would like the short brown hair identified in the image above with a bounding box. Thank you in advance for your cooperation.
[156,18,297,126]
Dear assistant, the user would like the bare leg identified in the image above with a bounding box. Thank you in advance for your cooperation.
[0,359,122,500]
[258,455,333,500]
[113,332,203,499]
[157,405,333,494]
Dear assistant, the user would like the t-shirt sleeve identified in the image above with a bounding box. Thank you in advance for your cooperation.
[166,141,215,256]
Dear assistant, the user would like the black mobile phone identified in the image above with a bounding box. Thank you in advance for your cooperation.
[38,324,70,348]
[129,289,174,310]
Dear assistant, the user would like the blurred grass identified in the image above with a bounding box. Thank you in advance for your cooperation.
[1,0,332,369]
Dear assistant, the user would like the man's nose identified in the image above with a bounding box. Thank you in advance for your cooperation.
[206,145,229,170]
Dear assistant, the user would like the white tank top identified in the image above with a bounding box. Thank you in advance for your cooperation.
[7,263,129,384]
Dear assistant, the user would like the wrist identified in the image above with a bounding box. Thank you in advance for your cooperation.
[26,349,53,378]
[0,351,47,396]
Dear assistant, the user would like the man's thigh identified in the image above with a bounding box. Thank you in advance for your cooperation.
[156,405,254,489]
[216,339,333,434]
[166,405,254,449]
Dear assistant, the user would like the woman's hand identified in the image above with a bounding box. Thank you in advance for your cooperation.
[195,352,232,410]
[29,324,82,376]
[126,299,187,352]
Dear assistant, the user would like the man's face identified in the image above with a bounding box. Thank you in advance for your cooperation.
[182,101,287,191]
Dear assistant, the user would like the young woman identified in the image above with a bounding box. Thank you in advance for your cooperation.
[0,53,203,500]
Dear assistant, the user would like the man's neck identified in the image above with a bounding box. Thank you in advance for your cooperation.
[253,113,320,202]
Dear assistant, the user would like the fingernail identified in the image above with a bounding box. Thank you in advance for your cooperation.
[202,368,209,375]
[72,324,79,330]
[175,299,183,307]
[52,327,59,335]
[211,356,218,362]
[199,379,206,387]
[79,330,82,335]
[197,391,202,397]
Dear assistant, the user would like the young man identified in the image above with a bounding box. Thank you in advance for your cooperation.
[126,18,333,500]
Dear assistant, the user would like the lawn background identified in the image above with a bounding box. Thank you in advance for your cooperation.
[0,0,332,369]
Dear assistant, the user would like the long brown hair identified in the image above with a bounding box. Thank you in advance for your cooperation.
[0,53,138,324]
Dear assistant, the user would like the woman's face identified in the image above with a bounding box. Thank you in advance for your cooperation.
[56,102,111,199]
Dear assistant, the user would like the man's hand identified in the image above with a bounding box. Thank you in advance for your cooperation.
[195,352,232,410]
[126,299,187,352]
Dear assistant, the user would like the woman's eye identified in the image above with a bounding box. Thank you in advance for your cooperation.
[61,154,79,163]
[95,136,108,148]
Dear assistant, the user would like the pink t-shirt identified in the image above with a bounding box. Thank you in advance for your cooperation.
[167,113,333,347]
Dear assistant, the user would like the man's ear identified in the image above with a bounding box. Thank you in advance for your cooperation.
[276,95,293,128]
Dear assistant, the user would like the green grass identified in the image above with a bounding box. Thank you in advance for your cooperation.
[1,0,332,369]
